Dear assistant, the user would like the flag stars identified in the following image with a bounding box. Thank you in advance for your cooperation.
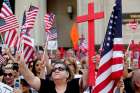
[109,26,112,29]
[108,32,112,35]
[110,20,113,24]
[113,4,116,7]
[106,43,110,46]
[115,16,118,19]
[107,37,111,41]
[111,14,114,18]
[95,0,123,91]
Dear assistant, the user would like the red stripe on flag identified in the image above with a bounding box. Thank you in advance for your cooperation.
[113,44,124,51]
[0,1,19,48]
[0,15,19,33]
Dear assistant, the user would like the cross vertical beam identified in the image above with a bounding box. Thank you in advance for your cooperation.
[76,0,104,86]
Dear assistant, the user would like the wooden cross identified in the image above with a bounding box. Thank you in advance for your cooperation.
[76,0,104,86]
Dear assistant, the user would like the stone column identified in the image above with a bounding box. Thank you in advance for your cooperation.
[15,0,47,46]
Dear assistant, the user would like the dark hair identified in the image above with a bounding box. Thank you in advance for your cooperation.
[51,61,73,81]
[12,63,19,72]
[32,59,38,76]
[0,65,3,76]
[32,59,42,76]
[28,61,33,69]
[21,79,29,86]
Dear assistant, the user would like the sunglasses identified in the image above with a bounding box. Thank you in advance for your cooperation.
[3,73,13,77]
[52,67,66,72]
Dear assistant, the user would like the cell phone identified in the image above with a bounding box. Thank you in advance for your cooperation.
[14,78,20,89]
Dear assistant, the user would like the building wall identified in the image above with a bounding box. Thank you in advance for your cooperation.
[15,0,140,47]
[122,0,140,44]
[47,0,77,48]
[77,0,105,45]
[15,0,46,46]
[77,0,140,45]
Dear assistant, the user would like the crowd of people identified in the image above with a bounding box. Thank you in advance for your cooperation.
[0,45,140,93]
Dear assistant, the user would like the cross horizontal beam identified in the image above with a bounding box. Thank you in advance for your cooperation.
[76,12,104,23]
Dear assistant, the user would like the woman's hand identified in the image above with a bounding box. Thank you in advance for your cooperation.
[13,88,22,93]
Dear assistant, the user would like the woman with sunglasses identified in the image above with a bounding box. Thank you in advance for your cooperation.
[18,54,88,93]
[2,63,15,87]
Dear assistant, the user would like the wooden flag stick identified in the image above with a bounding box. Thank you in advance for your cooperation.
[42,42,48,63]
[0,34,4,44]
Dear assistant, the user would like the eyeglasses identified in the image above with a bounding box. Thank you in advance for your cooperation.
[3,73,13,77]
[52,67,66,72]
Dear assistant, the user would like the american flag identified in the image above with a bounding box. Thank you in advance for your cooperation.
[4,29,18,47]
[22,5,39,30]
[44,13,57,40]
[0,15,19,33]
[47,26,57,40]
[21,35,34,49]
[44,13,55,32]
[93,0,124,93]
[0,0,19,48]
[19,5,38,63]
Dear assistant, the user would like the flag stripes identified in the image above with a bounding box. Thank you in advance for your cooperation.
[44,13,55,32]
[0,0,19,48]
[22,5,39,30]
[0,3,12,17]
[47,27,57,40]
[93,0,124,93]
[0,15,19,33]
[4,29,18,47]
[19,5,39,63]
[23,46,34,63]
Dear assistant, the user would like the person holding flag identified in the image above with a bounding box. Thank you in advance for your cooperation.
[17,46,88,93]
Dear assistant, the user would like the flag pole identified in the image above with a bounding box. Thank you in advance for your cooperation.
[0,34,4,44]
[126,35,133,53]
[125,35,133,69]
[42,42,47,60]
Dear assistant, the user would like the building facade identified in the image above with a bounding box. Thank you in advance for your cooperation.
[14,0,140,47]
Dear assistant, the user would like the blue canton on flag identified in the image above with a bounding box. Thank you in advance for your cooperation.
[0,15,19,33]
[3,0,11,9]
[47,26,57,40]
[101,0,122,57]
[0,18,6,26]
